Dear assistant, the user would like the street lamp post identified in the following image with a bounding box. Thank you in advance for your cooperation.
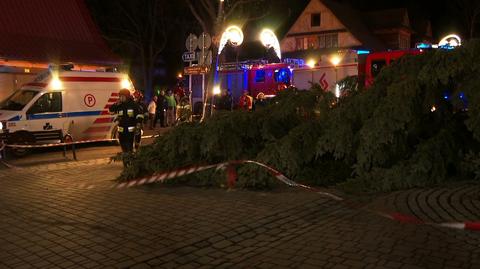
[307,59,315,84]
[330,56,341,99]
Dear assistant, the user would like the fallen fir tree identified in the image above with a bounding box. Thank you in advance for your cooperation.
[120,40,480,193]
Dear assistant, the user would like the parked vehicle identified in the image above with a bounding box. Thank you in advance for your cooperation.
[0,66,134,149]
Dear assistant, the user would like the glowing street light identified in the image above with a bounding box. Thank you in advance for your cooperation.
[330,55,341,98]
[213,86,221,95]
[306,59,316,68]
[218,25,244,55]
[330,55,341,67]
[260,29,281,59]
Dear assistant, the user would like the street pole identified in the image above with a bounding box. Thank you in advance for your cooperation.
[201,0,224,122]
[210,89,215,116]
[335,67,338,101]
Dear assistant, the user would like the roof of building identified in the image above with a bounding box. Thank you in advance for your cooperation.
[321,0,386,51]
[363,8,411,30]
[0,0,121,66]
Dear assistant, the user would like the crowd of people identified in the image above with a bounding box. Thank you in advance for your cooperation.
[109,86,272,162]
[216,89,268,112]
[146,86,187,129]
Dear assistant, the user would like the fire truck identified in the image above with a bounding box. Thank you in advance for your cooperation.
[189,48,425,111]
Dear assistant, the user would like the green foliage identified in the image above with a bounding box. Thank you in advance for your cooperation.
[122,41,480,193]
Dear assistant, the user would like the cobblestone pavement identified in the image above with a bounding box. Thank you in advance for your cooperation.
[1,161,480,269]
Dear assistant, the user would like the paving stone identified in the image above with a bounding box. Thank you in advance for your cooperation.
[0,161,479,269]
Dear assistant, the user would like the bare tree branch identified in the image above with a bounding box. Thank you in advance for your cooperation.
[224,0,257,19]
[199,0,216,19]
[186,0,209,32]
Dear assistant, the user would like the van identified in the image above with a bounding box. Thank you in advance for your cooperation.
[0,68,134,147]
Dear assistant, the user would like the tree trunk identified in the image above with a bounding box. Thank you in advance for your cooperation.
[471,14,477,39]
[140,48,148,95]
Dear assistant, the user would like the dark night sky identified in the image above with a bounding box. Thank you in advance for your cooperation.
[86,0,466,86]
[263,0,461,39]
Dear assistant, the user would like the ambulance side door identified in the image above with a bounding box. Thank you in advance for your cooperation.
[25,92,65,140]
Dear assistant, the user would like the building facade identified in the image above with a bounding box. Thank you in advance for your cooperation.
[280,0,431,59]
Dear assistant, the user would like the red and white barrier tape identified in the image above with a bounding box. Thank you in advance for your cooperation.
[73,159,480,231]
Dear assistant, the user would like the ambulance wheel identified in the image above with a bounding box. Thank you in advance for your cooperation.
[9,132,35,157]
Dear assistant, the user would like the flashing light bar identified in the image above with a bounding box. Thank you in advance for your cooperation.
[356,50,370,55]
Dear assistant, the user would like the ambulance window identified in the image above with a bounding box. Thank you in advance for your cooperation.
[0,90,39,111]
[255,70,265,83]
[371,60,386,78]
[28,92,62,114]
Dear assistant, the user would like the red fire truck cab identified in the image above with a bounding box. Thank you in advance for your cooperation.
[364,49,423,87]
[216,61,291,103]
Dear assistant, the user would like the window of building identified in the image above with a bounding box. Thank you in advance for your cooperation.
[311,13,321,27]
[399,36,410,49]
[27,92,62,114]
[295,37,305,51]
[318,33,338,48]
[307,36,318,49]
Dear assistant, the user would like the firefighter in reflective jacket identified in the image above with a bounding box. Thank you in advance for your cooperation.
[109,89,144,154]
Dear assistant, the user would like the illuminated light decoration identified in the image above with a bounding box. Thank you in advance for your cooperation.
[306,59,316,68]
[431,106,436,112]
[330,55,341,66]
[459,92,465,99]
[356,50,370,55]
[177,73,183,78]
[213,86,221,95]
[260,29,282,59]
[335,84,340,98]
[24,68,31,73]
[438,34,461,49]
[444,95,449,100]
[218,25,244,55]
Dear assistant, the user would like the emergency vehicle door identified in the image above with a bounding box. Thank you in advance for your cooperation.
[25,92,66,141]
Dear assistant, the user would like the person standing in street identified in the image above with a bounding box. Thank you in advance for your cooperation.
[238,90,253,111]
[226,89,234,111]
[148,96,157,130]
[109,89,144,163]
[253,92,267,111]
[155,90,166,128]
[133,91,148,151]
[165,89,177,126]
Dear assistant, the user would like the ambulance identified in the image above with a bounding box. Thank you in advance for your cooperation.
[0,66,134,148]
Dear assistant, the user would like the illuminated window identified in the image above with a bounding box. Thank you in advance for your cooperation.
[318,33,338,48]
[307,36,318,49]
[311,13,321,27]
[295,38,304,50]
